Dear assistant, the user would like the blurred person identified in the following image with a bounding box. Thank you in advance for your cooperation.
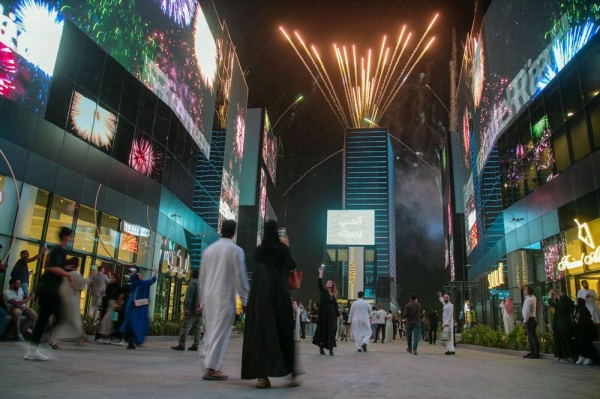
[307,301,318,338]
[499,297,515,334]
[121,267,157,349]
[172,269,202,351]
[88,265,110,321]
[374,306,387,343]
[404,294,422,355]
[429,309,438,344]
[577,280,600,324]
[348,291,371,352]
[299,303,307,339]
[370,306,379,341]
[111,275,131,346]
[11,247,46,296]
[385,310,393,343]
[200,220,249,381]
[242,220,299,389]
[25,227,75,361]
[438,292,456,355]
[574,297,599,365]
[521,286,539,359]
[3,278,37,341]
[0,244,6,338]
[421,315,429,342]
[49,257,89,348]
[292,300,301,342]
[548,289,576,362]
[341,307,350,341]
[97,273,122,344]
[312,267,341,356]
[392,313,399,340]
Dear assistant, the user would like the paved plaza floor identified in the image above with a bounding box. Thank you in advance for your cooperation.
[1,335,598,399]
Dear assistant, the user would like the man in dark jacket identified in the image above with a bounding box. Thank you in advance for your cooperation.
[172,269,202,351]
[403,294,422,355]
[429,309,439,344]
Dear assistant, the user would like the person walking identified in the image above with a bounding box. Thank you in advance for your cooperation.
[577,280,600,324]
[341,307,350,341]
[121,267,157,350]
[11,247,46,296]
[429,309,438,344]
[499,297,515,334]
[299,303,307,339]
[574,298,599,365]
[200,220,250,381]
[548,289,576,362]
[241,220,299,389]
[438,292,456,355]
[385,310,393,344]
[404,294,422,355]
[172,269,202,351]
[374,307,387,343]
[309,302,319,338]
[370,306,379,341]
[292,300,301,342]
[521,286,539,359]
[25,227,75,361]
[348,291,371,352]
[312,266,341,356]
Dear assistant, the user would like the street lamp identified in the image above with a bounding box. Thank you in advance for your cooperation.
[271,95,304,132]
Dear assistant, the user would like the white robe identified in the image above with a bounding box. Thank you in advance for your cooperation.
[499,301,514,334]
[439,297,455,352]
[385,313,393,340]
[293,303,301,341]
[200,238,250,371]
[577,288,600,323]
[349,299,372,349]
[52,272,89,341]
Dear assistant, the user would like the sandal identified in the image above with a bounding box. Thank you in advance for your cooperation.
[49,342,62,350]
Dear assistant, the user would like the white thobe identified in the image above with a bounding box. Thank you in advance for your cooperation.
[293,303,301,341]
[577,288,600,323]
[200,238,249,371]
[439,297,455,352]
[499,302,514,334]
[385,313,393,340]
[349,299,372,349]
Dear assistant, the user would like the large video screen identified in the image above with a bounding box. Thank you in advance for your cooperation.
[52,0,216,157]
[262,112,277,184]
[0,0,64,116]
[455,0,600,254]
[257,168,267,245]
[327,210,375,246]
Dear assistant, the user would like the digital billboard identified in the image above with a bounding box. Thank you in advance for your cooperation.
[327,210,375,246]
[262,112,277,184]
[455,0,600,255]
[0,0,64,116]
[257,168,267,245]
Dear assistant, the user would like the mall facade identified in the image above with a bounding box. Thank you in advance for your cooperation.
[446,0,600,331]
[0,1,275,320]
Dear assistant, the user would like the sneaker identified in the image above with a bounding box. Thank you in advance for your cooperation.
[24,350,49,361]
[97,338,109,344]
[583,358,593,365]
[576,356,585,365]
[171,345,185,351]
[16,333,25,342]
[406,348,412,354]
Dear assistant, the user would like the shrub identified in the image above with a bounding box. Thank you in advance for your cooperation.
[463,324,554,354]
[148,317,180,336]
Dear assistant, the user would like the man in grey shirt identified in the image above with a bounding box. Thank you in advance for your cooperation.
[172,269,202,351]
[89,265,110,319]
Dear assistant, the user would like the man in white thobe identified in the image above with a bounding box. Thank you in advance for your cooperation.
[577,280,600,324]
[200,220,250,381]
[438,292,455,355]
[349,291,372,352]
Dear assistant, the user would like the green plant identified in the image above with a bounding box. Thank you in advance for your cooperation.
[148,317,180,336]
[82,315,97,335]
[234,320,245,333]
[464,324,554,354]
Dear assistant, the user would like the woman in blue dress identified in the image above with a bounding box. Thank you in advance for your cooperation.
[121,267,157,349]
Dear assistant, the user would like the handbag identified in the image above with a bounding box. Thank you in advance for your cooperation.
[133,288,149,307]
[288,269,303,290]
[439,328,451,342]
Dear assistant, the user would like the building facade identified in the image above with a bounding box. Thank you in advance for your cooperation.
[450,0,600,331]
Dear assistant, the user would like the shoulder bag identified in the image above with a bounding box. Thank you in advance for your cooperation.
[133,288,149,307]
[289,269,303,290]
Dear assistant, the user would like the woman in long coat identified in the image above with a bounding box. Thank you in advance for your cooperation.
[548,289,575,362]
[574,297,599,365]
[312,267,341,356]
[242,220,299,389]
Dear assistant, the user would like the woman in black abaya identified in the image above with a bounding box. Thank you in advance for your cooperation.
[312,266,341,356]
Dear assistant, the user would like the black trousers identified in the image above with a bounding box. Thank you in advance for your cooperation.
[31,293,61,346]
[526,317,540,355]
[300,321,306,339]
[375,323,386,342]
[429,324,437,343]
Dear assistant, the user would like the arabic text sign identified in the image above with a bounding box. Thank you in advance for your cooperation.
[326,210,375,246]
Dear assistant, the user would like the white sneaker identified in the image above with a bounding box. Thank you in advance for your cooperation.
[97,338,109,344]
[24,350,49,361]
[583,358,593,365]
[576,356,585,364]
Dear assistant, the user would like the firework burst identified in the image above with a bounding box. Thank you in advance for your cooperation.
[231,104,245,172]
[280,14,438,127]
[129,136,156,176]
[158,0,197,26]
[193,5,217,92]
[70,91,117,149]
[16,0,64,76]
[462,108,470,167]
[0,44,17,97]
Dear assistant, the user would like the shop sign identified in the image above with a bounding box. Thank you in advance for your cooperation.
[487,262,505,289]
[165,249,189,277]
[121,221,150,237]
[489,289,509,299]
[558,219,599,271]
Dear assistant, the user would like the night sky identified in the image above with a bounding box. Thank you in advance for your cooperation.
[215,0,480,312]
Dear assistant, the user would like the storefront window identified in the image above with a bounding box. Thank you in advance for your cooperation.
[46,195,75,245]
[97,214,119,259]
[11,240,45,294]
[552,127,570,172]
[118,232,138,263]
[569,111,590,162]
[13,184,49,241]
[589,101,600,149]
[73,205,98,253]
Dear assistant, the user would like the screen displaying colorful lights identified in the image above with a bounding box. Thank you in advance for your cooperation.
[70,91,117,149]
[262,113,277,184]
[0,0,64,115]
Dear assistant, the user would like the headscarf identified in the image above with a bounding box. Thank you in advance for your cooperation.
[503,298,514,315]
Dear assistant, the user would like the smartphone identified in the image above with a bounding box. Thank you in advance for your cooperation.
[278,227,287,237]
[319,264,325,271]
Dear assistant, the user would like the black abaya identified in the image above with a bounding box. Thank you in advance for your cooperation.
[312,278,340,350]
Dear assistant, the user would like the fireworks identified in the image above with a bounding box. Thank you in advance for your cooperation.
[70,91,117,149]
[537,22,599,90]
[463,33,485,110]
[280,14,438,128]
[159,0,197,27]
[462,108,470,167]
[0,44,16,97]
[16,0,64,76]
[232,104,245,172]
[129,136,156,176]
[193,5,217,92]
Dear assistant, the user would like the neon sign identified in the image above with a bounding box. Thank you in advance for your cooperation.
[487,262,505,289]
[165,249,190,277]
[557,219,599,271]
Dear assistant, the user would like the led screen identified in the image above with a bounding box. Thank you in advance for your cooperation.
[327,210,375,246]
[54,0,216,158]
[0,0,64,116]
[262,112,277,184]
[69,90,116,149]
[257,168,267,245]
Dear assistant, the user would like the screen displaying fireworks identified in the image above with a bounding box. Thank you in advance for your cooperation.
[129,136,157,177]
[262,113,277,184]
[0,0,64,115]
[280,14,438,128]
[70,91,117,149]
[257,168,267,246]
